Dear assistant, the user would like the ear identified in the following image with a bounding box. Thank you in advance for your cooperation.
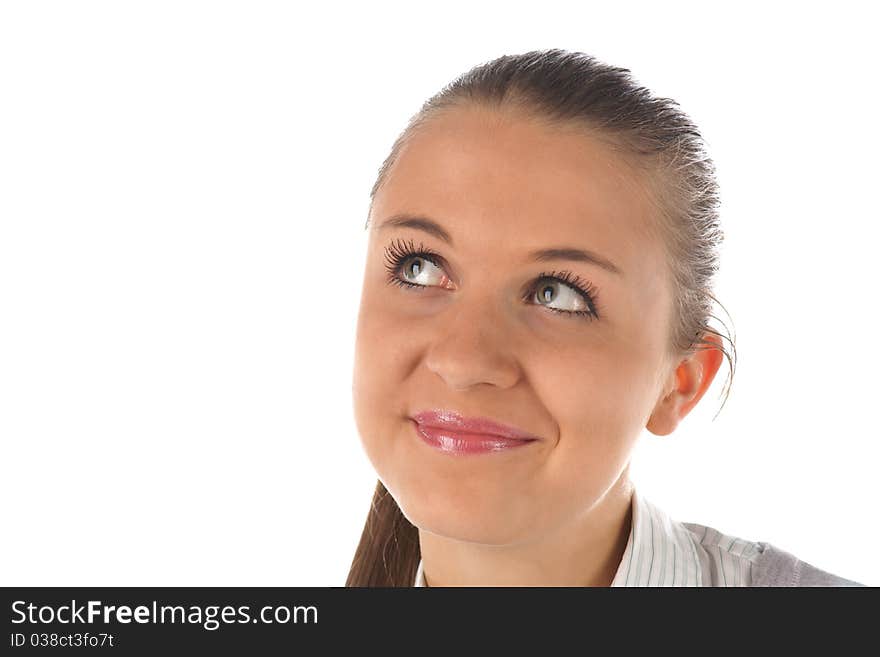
[646,333,725,436]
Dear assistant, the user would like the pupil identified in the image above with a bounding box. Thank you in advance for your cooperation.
[542,285,554,302]
[410,259,421,277]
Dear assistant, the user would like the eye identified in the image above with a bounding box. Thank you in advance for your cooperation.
[382,238,451,290]
[526,271,599,319]
[382,238,600,321]
[528,271,599,321]
[391,252,448,288]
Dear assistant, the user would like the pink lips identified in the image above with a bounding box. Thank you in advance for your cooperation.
[411,409,540,455]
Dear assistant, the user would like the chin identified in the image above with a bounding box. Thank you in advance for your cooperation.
[397,494,535,547]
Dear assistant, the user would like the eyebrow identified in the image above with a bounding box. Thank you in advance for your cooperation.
[377,214,624,277]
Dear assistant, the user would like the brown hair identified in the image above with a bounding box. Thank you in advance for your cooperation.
[347,48,736,587]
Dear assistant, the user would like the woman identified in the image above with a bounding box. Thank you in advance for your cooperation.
[347,49,862,587]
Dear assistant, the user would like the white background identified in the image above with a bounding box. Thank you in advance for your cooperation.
[1,1,876,586]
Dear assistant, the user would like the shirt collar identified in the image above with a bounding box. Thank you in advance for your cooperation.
[609,487,703,586]
[414,487,703,586]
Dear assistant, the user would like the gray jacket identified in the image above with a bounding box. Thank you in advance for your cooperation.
[749,542,864,586]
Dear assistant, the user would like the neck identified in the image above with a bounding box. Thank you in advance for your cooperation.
[418,473,634,587]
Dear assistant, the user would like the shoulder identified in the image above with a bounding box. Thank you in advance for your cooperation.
[747,541,865,587]
[682,522,864,587]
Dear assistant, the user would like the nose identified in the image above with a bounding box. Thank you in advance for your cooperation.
[423,292,522,391]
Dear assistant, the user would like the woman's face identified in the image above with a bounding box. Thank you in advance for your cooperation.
[352,106,677,545]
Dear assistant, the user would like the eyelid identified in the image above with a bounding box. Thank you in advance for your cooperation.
[383,238,447,275]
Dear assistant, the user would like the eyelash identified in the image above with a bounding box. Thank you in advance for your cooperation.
[382,237,601,321]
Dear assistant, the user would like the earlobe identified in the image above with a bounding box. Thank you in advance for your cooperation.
[645,370,686,437]
[646,333,725,436]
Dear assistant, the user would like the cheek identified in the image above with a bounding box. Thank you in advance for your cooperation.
[533,355,645,517]
[538,343,647,423]
[351,289,416,465]
[534,344,657,474]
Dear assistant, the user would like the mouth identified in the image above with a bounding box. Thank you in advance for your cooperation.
[410,409,540,455]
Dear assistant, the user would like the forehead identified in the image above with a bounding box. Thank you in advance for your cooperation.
[372,106,662,266]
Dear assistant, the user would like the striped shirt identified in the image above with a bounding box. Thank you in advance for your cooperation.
[609,487,760,586]
[412,486,863,586]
